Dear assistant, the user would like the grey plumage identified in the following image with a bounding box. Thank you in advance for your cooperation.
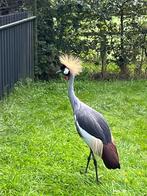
[75,102,112,144]
[68,75,111,144]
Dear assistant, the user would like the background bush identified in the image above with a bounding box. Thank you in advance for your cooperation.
[34,0,147,79]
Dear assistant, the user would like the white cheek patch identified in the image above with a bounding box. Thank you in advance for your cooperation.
[63,68,69,75]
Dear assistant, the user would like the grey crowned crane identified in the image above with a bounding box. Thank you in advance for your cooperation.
[57,54,120,182]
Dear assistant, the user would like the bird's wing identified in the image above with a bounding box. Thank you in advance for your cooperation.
[75,102,112,144]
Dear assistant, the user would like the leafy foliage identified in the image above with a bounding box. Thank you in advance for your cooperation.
[36,1,59,80]
[35,0,147,79]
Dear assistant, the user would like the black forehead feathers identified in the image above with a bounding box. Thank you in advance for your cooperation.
[60,63,66,71]
[60,63,70,76]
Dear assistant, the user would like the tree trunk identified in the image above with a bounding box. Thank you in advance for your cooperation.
[119,6,129,77]
[135,34,146,77]
[100,33,107,78]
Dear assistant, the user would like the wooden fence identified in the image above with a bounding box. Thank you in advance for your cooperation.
[0,12,36,98]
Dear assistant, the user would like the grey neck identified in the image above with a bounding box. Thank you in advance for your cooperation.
[68,74,79,111]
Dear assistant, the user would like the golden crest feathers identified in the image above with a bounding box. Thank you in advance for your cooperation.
[59,54,82,75]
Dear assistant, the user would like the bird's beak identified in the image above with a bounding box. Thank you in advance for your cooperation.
[56,70,62,74]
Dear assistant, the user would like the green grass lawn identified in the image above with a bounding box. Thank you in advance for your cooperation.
[0,79,147,195]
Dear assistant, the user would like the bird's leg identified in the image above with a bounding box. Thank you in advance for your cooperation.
[85,149,92,173]
[91,151,99,183]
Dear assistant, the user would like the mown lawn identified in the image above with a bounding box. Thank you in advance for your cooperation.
[0,79,147,195]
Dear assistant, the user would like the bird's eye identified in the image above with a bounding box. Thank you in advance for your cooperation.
[63,68,69,75]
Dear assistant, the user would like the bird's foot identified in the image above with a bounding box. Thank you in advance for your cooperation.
[96,175,103,184]
[85,168,88,174]
[80,168,86,175]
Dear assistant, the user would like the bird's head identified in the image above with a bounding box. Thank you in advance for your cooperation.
[56,54,82,80]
